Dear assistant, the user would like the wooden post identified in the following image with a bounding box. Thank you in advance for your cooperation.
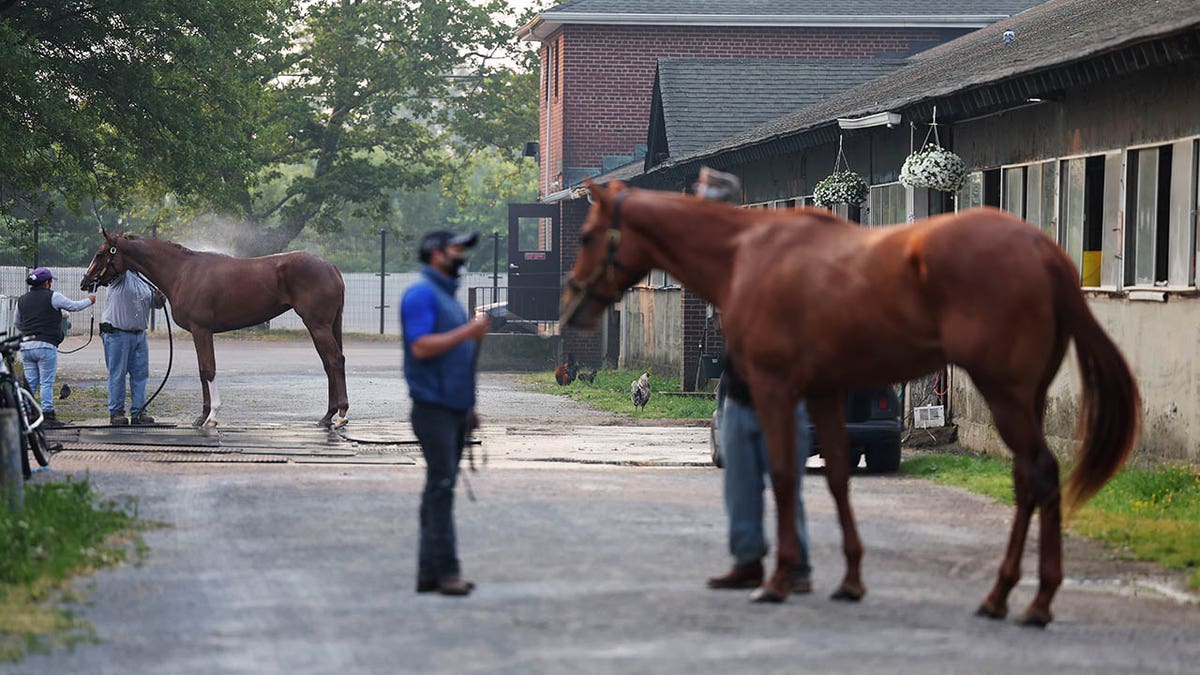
[0,409,23,511]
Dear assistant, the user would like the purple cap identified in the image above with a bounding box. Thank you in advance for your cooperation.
[28,267,58,283]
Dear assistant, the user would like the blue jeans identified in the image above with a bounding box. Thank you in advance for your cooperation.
[721,397,812,578]
[411,401,470,582]
[102,331,150,416]
[21,347,58,414]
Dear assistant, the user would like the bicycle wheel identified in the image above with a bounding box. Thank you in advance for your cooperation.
[1,380,32,479]
[17,386,51,467]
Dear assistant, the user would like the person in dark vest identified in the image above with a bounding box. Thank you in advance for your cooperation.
[400,230,489,596]
[13,267,96,428]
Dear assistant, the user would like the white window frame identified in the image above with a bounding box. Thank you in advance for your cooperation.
[1122,136,1199,290]
[868,182,907,227]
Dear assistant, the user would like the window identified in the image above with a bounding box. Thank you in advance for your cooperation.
[957,169,1000,210]
[1059,156,1106,286]
[1124,140,1197,287]
[1001,161,1057,238]
[517,217,552,252]
[869,183,906,226]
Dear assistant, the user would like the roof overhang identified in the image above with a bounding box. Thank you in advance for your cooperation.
[518,13,1009,41]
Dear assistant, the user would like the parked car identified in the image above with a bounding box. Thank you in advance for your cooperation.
[709,379,902,473]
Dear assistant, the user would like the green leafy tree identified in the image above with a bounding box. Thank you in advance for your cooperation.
[218,0,528,257]
[0,0,282,259]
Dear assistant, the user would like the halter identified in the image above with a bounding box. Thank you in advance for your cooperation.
[83,243,121,291]
[566,189,632,306]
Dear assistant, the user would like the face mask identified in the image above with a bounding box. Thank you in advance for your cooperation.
[446,256,468,278]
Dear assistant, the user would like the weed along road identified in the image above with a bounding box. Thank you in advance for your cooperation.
[7,339,1199,674]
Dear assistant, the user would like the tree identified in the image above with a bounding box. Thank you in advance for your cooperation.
[220,0,531,257]
[0,0,282,258]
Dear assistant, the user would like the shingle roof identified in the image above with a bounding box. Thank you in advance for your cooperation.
[654,59,906,159]
[544,1,1043,18]
[653,0,1200,175]
[519,1,1047,39]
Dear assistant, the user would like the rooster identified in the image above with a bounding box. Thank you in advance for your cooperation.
[555,352,579,386]
[630,372,651,412]
[576,368,598,384]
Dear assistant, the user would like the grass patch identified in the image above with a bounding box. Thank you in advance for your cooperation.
[901,450,1200,588]
[523,369,716,419]
[0,478,146,662]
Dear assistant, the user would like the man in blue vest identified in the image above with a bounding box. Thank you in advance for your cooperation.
[401,230,489,597]
[14,267,96,428]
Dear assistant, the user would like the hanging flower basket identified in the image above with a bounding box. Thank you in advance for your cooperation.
[813,170,868,208]
[900,143,967,193]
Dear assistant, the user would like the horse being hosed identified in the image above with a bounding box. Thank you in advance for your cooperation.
[82,230,349,428]
[561,180,1141,627]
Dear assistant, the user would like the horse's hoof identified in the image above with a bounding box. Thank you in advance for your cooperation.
[749,586,786,604]
[203,419,218,428]
[191,416,205,428]
[332,416,348,429]
[975,601,1008,620]
[830,584,865,602]
[1017,608,1052,628]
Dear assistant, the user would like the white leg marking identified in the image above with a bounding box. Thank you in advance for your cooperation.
[204,378,221,427]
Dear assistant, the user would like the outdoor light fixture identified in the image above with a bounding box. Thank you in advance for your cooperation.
[837,112,901,129]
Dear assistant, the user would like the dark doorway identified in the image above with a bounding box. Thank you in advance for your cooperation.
[507,202,561,321]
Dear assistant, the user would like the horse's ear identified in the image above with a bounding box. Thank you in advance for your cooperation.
[584,179,605,205]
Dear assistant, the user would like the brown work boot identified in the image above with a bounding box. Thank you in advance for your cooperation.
[436,577,475,596]
[110,414,129,426]
[42,411,65,428]
[131,412,156,425]
[792,575,813,594]
[707,561,764,589]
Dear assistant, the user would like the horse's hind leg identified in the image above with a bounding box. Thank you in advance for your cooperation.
[304,320,347,428]
[809,392,865,601]
[976,383,1061,627]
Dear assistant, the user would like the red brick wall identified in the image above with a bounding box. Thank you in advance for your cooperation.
[535,24,956,190]
[680,289,725,392]
[558,198,603,366]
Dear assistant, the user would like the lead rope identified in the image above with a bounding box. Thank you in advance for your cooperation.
[133,272,174,415]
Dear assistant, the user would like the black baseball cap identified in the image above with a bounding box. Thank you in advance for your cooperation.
[418,230,479,263]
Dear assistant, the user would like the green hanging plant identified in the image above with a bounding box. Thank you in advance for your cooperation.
[900,144,967,193]
[813,170,868,208]
[900,108,967,193]
[813,135,867,208]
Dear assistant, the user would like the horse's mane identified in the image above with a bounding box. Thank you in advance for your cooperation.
[120,232,199,256]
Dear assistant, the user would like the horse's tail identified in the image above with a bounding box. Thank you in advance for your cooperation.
[1048,247,1141,512]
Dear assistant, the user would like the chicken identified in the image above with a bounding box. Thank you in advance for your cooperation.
[630,372,651,412]
[555,352,579,386]
[576,368,598,384]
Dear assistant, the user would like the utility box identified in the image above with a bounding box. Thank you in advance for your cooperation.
[913,404,945,429]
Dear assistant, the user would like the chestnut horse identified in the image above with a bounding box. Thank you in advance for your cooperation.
[82,230,349,428]
[562,180,1140,626]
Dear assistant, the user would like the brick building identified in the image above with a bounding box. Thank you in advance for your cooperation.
[516,0,1041,384]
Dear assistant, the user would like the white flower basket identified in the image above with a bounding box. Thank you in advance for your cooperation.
[900,143,967,193]
[813,170,868,208]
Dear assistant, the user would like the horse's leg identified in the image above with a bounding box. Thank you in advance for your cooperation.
[749,393,800,603]
[808,392,865,601]
[190,330,219,427]
[974,382,1061,627]
[332,306,348,422]
[304,320,347,428]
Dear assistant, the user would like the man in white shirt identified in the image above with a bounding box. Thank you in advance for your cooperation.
[101,271,165,426]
